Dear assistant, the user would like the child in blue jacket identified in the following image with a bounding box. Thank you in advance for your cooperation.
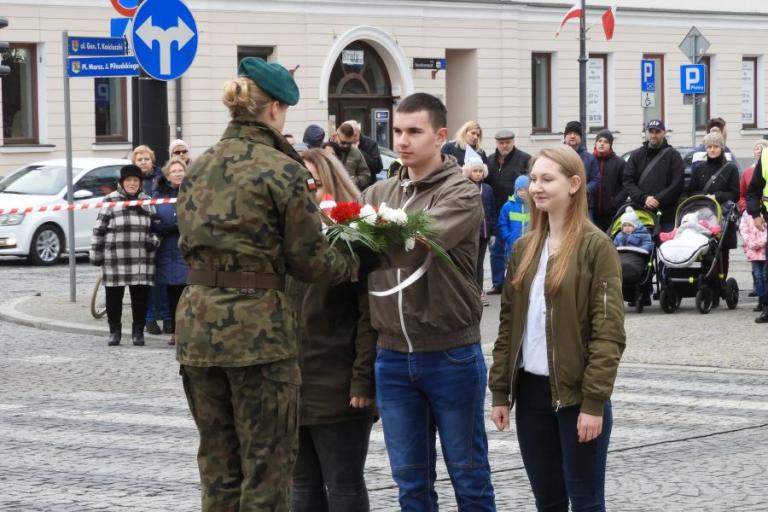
[613,206,653,254]
[497,175,530,261]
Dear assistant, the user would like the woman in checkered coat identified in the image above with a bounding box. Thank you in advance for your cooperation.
[90,165,160,347]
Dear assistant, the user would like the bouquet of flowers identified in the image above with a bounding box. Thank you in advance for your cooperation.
[319,195,453,268]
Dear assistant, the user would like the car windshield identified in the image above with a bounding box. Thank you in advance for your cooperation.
[0,165,80,195]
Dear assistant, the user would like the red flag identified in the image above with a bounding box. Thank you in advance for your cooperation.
[602,6,616,40]
[555,3,582,37]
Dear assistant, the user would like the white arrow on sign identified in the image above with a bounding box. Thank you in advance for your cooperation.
[135,16,194,76]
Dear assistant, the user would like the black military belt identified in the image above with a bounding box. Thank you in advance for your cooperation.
[187,269,284,293]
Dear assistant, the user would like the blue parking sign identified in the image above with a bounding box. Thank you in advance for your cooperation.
[641,59,655,92]
[680,64,706,94]
[131,0,198,81]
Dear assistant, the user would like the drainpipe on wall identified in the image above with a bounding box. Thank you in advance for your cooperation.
[175,78,182,140]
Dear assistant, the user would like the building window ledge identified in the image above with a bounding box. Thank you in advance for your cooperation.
[529,133,563,141]
[740,128,768,136]
[92,142,132,151]
[0,144,56,154]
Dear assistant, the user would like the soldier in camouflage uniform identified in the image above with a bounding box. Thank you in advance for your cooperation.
[175,57,359,512]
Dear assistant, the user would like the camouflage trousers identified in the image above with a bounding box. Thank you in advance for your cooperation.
[180,360,300,512]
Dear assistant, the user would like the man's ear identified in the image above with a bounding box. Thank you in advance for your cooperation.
[436,127,449,146]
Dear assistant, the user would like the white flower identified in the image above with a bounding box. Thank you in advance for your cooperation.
[379,204,408,225]
[359,204,378,225]
[404,237,416,252]
[350,222,359,230]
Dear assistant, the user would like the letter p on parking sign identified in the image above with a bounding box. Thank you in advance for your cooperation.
[680,64,706,94]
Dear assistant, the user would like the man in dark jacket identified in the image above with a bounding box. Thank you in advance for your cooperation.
[485,128,530,295]
[623,119,685,231]
[342,120,384,178]
[592,129,627,232]
[563,120,600,215]
[746,147,768,322]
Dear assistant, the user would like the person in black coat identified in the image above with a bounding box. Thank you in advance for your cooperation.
[592,130,627,232]
[441,120,487,166]
[687,129,740,281]
[342,120,384,178]
[745,147,768,322]
[622,119,685,231]
[484,129,530,294]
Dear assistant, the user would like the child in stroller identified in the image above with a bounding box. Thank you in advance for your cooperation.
[611,206,656,311]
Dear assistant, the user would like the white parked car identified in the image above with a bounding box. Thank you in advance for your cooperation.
[0,158,131,265]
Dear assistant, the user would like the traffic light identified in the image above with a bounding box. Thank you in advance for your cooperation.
[0,17,10,77]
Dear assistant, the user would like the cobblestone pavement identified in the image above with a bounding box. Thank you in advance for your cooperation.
[1,256,766,511]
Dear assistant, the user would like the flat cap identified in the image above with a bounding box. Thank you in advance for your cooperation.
[495,129,516,140]
[238,57,300,106]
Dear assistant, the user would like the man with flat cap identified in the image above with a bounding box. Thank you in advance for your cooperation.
[176,57,361,511]
[485,128,530,294]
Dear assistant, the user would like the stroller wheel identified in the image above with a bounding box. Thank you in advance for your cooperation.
[660,287,678,314]
[695,287,714,314]
[724,278,739,310]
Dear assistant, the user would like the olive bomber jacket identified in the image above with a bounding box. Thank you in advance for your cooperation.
[488,223,626,416]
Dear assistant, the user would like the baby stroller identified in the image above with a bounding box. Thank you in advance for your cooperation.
[656,195,740,314]
[608,206,658,313]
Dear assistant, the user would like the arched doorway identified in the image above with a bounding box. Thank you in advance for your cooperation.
[328,41,394,148]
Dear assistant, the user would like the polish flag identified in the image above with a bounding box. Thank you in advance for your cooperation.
[602,6,617,40]
[555,3,582,37]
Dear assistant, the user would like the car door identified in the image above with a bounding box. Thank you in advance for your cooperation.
[72,166,121,250]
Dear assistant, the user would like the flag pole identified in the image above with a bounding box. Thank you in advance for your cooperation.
[579,0,587,149]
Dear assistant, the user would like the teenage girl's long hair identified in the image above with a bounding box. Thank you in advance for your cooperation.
[301,148,360,203]
[511,145,588,296]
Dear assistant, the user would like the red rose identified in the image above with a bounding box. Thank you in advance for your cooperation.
[329,201,362,224]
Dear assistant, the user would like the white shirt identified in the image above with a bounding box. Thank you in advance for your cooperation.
[520,238,549,376]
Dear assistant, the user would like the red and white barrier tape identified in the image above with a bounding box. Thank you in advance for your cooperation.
[0,197,177,215]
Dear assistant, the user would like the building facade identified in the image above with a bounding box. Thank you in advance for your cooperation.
[1,0,768,176]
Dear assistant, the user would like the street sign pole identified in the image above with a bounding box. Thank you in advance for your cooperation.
[691,34,698,148]
[578,0,587,149]
[61,31,76,303]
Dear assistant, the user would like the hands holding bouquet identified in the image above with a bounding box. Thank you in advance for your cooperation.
[319,195,454,271]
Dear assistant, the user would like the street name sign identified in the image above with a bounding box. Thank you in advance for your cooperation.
[67,56,139,78]
[413,58,447,70]
[68,36,127,57]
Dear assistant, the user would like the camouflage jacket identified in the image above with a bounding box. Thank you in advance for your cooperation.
[175,120,358,367]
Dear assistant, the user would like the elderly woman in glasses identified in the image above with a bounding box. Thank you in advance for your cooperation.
[169,139,192,165]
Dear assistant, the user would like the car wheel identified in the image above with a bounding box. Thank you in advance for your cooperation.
[28,224,64,266]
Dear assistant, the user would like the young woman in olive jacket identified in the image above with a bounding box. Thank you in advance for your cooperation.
[288,148,377,512]
[489,145,625,512]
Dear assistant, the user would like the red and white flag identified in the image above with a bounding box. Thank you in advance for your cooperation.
[602,6,617,40]
[555,2,582,37]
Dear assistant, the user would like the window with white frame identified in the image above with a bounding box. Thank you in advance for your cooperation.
[1,43,38,144]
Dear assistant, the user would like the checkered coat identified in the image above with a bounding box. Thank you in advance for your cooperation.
[89,187,160,287]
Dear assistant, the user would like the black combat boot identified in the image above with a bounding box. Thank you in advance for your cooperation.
[107,323,121,346]
[163,319,174,334]
[132,323,146,346]
[755,302,768,324]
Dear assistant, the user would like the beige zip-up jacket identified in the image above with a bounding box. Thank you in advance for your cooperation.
[362,155,483,353]
[488,223,625,416]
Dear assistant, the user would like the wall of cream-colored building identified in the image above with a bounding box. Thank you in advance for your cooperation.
[1,0,768,177]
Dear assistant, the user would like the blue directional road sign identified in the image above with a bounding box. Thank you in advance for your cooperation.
[67,56,139,78]
[680,64,706,94]
[641,59,655,92]
[68,36,127,57]
[131,0,198,81]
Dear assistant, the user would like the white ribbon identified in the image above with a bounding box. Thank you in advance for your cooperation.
[369,255,432,297]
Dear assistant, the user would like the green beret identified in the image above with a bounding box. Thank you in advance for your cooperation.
[238,57,300,106]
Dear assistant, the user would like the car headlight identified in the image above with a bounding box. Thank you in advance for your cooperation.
[0,213,25,226]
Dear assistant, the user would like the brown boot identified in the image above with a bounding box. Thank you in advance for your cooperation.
[168,334,176,346]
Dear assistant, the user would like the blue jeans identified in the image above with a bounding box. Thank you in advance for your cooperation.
[753,261,767,299]
[145,285,171,322]
[375,344,496,511]
[515,371,612,512]
[490,237,506,289]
